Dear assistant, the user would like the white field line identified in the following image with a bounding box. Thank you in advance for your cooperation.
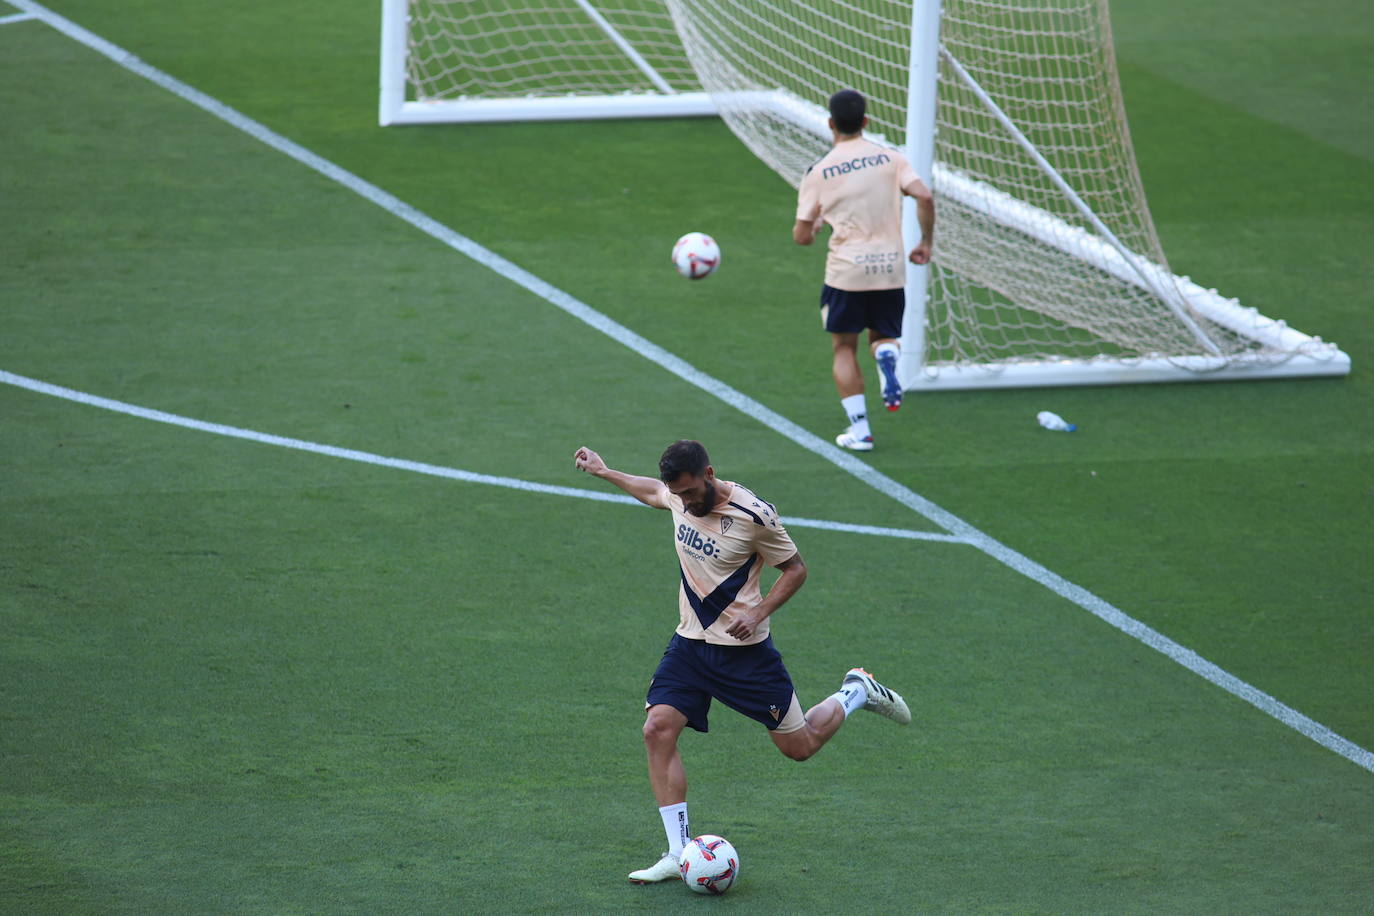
[0,370,968,545]
[0,11,37,25]
[11,0,1374,776]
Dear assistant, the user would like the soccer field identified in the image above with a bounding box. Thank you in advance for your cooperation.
[3,1,1372,912]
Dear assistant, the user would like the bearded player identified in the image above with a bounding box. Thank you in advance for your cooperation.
[573,439,911,883]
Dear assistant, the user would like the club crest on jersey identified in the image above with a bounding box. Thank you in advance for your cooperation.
[720,517,733,534]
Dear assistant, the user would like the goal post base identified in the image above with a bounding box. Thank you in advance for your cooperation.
[380,93,719,127]
[901,349,1351,392]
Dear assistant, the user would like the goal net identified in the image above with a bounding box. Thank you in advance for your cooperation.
[379,0,715,123]
[381,0,1349,387]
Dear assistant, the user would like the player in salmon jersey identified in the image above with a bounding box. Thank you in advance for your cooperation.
[573,439,911,884]
[795,89,936,451]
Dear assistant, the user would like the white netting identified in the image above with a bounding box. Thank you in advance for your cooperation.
[667,0,1285,370]
[404,0,699,100]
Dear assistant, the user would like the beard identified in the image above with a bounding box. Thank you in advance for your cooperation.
[686,480,717,517]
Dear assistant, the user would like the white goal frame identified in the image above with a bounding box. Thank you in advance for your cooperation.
[378,0,716,125]
[379,0,1351,389]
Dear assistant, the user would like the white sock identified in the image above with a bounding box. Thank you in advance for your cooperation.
[659,802,689,857]
[840,393,871,439]
[874,342,900,362]
[830,682,868,718]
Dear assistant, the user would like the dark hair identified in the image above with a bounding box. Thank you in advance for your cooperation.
[829,89,866,135]
[659,439,710,483]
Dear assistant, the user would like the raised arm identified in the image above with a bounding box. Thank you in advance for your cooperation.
[573,446,670,509]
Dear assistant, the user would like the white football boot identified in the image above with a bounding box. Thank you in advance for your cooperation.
[628,852,682,884]
[843,667,911,725]
[835,428,875,451]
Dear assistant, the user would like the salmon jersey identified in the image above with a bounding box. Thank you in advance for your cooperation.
[667,482,798,646]
[796,136,922,291]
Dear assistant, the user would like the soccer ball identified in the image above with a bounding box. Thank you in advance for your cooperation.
[671,232,721,280]
[678,834,739,895]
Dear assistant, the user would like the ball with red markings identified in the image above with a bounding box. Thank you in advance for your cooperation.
[671,232,721,280]
[678,834,739,895]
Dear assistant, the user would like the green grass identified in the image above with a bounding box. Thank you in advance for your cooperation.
[3,0,1373,912]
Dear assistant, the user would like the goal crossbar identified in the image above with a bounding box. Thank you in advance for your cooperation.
[379,0,717,125]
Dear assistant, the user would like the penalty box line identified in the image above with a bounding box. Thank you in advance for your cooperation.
[0,370,968,546]
[12,0,1374,776]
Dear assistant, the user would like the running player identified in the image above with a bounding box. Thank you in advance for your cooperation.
[572,439,911,884]
[794,89,936,451]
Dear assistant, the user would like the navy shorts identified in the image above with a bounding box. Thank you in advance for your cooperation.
[647,633,797,733]
[820,284,905,338]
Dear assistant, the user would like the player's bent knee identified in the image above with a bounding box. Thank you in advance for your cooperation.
[771,732,819,762]
[642,706,686,748]
[642,718,670,746]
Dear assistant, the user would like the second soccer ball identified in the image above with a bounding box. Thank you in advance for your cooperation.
[671,232,721,280]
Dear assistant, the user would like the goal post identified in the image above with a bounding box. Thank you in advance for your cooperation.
[900,0,943,380]
[380,0,1350,387]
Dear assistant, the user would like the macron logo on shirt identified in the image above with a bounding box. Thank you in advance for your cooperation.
[822,152,891,180]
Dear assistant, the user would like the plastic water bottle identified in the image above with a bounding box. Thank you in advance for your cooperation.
[1036,410,1077,432]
